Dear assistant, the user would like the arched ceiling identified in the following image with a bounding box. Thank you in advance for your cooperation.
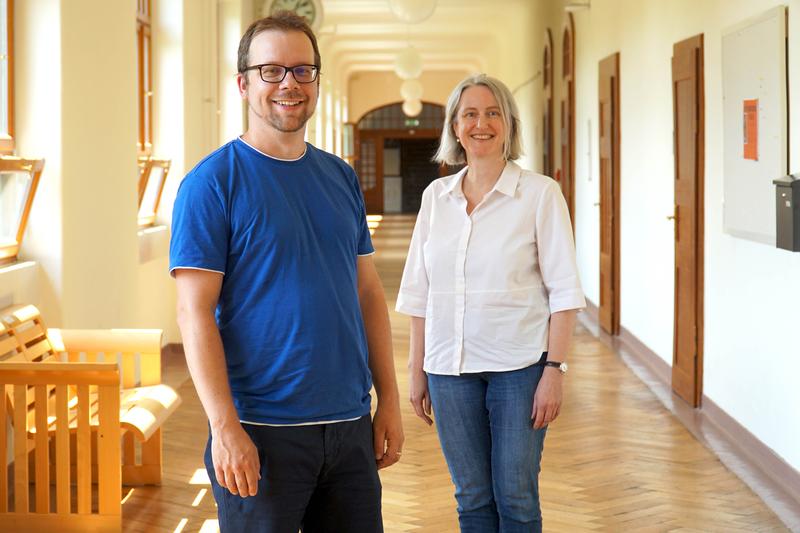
[316,0,537,84]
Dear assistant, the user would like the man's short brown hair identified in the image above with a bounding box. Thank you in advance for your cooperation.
[237,11,321,78]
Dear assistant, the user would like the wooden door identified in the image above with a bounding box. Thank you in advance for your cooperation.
[358,132,382,213]
[671,35,705,407]
[598,53,620,335]
[559,14,576,225]
[400,138,440,214]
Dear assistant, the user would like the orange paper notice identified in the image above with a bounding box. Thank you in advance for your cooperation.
[743,99,758,161]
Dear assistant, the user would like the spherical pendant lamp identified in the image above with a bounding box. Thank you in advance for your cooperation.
[395,47,423,80]
[400,79,424,101]
[388,0,437,24]
[402,99,423,117]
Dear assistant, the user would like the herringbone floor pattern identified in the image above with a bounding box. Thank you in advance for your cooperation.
[121,214,790,532]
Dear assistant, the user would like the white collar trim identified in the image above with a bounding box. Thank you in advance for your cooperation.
[237,137,307,161]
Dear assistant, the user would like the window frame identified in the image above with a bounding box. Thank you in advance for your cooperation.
[0,0,15,154]
[137,157,170,228]
[0,156,44,265]
[137,0,153,156]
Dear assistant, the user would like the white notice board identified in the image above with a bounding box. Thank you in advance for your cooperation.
[722,6,788,245]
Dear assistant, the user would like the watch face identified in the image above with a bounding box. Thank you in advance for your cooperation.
[270,0,316,24]
[560,362,569,373]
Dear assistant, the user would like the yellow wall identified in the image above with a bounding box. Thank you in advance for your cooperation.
[347,70,469,123]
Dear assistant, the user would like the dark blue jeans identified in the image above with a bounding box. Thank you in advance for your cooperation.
[427,364,548,533]
[205,414,383,533]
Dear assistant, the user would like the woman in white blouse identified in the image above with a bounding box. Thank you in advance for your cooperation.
[396,74,585,533]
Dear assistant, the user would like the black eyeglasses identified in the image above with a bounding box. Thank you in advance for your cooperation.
[243,63,320,84]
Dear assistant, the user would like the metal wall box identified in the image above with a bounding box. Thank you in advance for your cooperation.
[773,174,800,252]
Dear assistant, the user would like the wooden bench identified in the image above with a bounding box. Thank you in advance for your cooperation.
[0,304,182,532]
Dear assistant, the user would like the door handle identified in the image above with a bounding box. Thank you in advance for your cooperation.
[667,206,678,221]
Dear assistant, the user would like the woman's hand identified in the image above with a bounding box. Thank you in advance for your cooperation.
[531,368,563,429]
[409,368,433,425]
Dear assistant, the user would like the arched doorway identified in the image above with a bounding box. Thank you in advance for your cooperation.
[355,102,445,214]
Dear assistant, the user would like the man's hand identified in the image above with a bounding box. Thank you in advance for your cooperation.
[409,368,433,426]
[211,422,261,497]
[373,401,405,469]
[531,368,563,429]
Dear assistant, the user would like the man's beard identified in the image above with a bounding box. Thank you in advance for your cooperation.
[265,105,312,132]
[250,93,316,133]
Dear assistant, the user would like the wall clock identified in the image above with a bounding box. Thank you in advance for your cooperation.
[263,0,323,32]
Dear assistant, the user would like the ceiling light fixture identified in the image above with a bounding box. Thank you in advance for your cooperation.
[388,0,437,24]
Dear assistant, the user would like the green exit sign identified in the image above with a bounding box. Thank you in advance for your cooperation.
[405,118,420,127]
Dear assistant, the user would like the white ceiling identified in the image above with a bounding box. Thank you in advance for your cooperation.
[315,0,539,80]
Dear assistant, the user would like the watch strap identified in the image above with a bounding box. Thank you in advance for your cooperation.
[542,361,567,374]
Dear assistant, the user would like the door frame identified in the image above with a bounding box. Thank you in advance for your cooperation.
[543,28,554,177]
[356,128,442,214]
[598,52,621,336]
[560,13,576,225]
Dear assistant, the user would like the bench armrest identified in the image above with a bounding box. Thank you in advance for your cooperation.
[48,329,163,354]
[0,362,120,386]
[47,328,164,386]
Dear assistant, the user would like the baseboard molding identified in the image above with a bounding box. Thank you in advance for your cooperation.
[702,395,800,514]
[582,298,599,322]
[578,301,800,529]
[163,343,185,358]
[617,324,672,386]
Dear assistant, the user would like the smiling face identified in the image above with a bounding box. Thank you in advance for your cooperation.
[238,30,319,136]
[452,85,506,163]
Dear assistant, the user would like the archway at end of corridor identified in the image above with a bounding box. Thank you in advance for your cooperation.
[353,102,462,215]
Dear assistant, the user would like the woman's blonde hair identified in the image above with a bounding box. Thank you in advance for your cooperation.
[433,73,523,165]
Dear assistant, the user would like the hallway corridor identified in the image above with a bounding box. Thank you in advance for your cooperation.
[121,215,789,532]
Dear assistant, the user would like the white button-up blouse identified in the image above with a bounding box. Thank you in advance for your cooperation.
[396,161,586,376]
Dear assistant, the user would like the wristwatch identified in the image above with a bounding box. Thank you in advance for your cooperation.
[543,361,568,374]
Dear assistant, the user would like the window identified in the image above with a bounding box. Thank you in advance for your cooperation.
[135,2,171,229]
[137,0,153,155]
[0,0,14,154]
[0,156,44,264]
[357,102,444,130]
[342,123,355,167]
[137,157,170,227]
[357,139,376,191]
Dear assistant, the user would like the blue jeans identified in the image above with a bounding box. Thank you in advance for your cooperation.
[427,364,547,533]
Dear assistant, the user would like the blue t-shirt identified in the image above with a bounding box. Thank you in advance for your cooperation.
[169,139,375,424]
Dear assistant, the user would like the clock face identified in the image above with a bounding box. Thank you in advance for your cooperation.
[268,0,317,26]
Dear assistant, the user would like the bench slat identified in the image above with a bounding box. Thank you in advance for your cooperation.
[14,385,29,514]
[55,384,71,514]
[0,335,18,357]
[76,385,91,515]
[0,351,27,363]
[24,338,56,362]
[34,385,49,513]
[97,384,120,514]
[119,384,182,441]
[15,323,48,347]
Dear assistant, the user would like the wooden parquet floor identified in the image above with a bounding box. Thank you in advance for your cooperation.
[121,214,791,532]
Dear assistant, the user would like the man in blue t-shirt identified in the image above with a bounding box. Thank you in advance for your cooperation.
[169,12,403,533]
